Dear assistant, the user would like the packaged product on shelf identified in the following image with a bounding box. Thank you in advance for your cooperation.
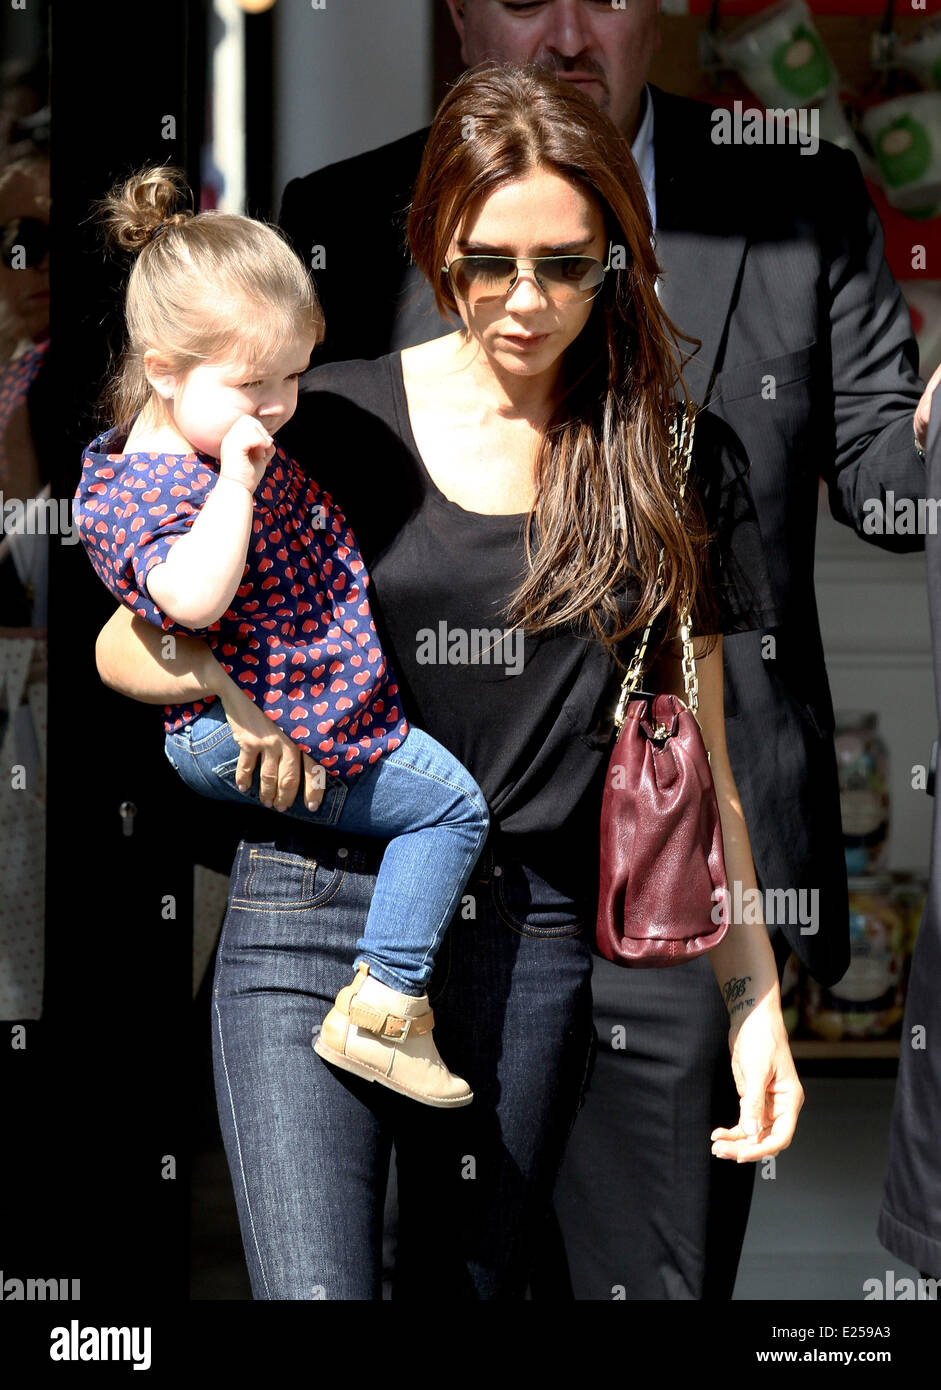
[887,870,929,985]
[802,875,906,1040]
[834,711,890,874]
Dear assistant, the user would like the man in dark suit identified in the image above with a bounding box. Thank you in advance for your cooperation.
[278,0,936,1298]
[876,408,941,1282]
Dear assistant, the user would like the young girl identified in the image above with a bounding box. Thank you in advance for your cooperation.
[74,165,490,1108]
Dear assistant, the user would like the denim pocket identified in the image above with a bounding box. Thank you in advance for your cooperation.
[165,709,238,791]
[164,726,233,801]
[188,713,237,754]
[230,843,346,909]
[491,859,584,938]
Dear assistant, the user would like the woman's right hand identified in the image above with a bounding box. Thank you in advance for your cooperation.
[215,678,326,814]
[94,604,326,813]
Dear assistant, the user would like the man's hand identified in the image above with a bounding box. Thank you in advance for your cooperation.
[914,362,941,452]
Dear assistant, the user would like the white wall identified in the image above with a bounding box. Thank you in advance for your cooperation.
[274,0,434,199]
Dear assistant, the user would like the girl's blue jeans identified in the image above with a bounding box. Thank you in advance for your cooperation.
[164,702,489,994]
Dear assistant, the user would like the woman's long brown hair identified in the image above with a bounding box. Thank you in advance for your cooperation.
[406,61,719,664]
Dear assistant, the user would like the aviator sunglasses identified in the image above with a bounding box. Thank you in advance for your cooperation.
[442,240,614,306]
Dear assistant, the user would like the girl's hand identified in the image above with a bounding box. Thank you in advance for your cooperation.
[710,1000,804,1163]
[214,678,327,814]
[219,414,276,493]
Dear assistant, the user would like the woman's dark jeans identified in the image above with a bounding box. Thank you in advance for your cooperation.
[210,827,595,1299]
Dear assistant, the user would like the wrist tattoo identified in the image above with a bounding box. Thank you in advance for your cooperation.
[722,975,752,1010]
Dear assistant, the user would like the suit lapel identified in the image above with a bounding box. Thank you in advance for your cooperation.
[649,84,748,406]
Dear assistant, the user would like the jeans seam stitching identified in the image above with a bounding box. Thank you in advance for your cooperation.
[229,882,345,910]
[248,850,320,869]
[491,891,583,938]
[242,848,346,908]
[308,869,347,908]
[408,820,490,977]
[187,723,233,754]
[492,878,583,937]
[228,899,336,912]
[381,755,488,820]
[212,995,272,1300]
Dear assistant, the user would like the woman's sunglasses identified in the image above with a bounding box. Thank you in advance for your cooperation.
[442,241,613,306]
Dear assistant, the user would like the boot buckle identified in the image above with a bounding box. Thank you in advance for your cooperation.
[348,996,414,1041]
[381,1014,411,1042]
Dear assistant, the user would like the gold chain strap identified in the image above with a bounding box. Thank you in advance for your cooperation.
[613,404,699,732]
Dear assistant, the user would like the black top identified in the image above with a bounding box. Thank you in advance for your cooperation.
[277,352,782,898]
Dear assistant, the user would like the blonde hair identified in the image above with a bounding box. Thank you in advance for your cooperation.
[94,164,324,429]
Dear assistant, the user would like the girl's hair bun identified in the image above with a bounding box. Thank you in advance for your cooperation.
[96,162,323,432]
[96,163,192,255]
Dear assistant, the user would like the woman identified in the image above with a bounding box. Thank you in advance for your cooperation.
[93,62,802,1299]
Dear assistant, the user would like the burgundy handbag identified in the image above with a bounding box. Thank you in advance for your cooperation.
[596,405,731,967]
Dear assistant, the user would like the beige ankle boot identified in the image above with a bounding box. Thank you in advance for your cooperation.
[313,963,473,1108]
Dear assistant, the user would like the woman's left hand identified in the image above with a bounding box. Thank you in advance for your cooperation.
[710,1000,804,1162]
